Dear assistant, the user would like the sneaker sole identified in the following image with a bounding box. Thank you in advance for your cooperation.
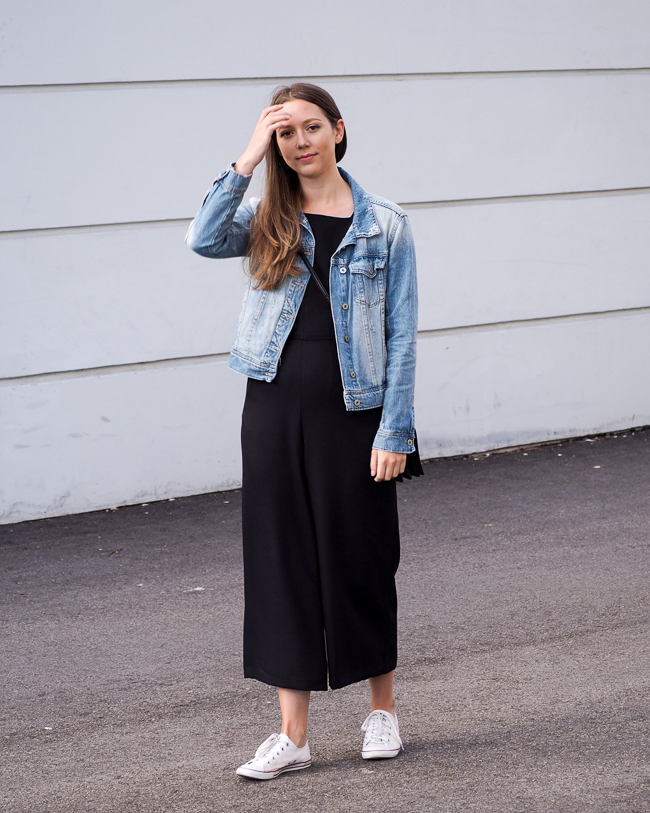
[362,748,401,759]
[236,759,312,780]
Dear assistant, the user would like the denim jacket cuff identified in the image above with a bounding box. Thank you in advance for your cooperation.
[372,430,416,454]
[212,163,253,194]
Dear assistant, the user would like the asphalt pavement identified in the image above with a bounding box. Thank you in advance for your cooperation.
[1,429,649,813]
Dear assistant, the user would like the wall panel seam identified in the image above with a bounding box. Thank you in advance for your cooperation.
[418,306,650,338]
[2,66,650,93]
[3,187,650,238]
[0,352,232,386]
[401,187,650,210]
[3,307,648,386]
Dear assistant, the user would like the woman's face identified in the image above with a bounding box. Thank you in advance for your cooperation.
[275,99,343,178]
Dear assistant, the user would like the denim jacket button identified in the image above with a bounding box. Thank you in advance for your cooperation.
[407,438,413,445]
[350,371,356,378]
[344,335,350,342]
[342,303,349,310]
[340,266,347,274]
[354,398,361,406]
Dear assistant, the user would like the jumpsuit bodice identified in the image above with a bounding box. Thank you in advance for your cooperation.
[288,212,353,341]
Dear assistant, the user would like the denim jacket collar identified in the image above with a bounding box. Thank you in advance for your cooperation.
[340,167,382,239]
[298,167,381,243]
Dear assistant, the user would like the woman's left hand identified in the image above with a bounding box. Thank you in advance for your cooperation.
[370,449,407,482]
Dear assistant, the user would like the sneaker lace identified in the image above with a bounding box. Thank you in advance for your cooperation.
[361,711,399,745]
[254,733,281,759]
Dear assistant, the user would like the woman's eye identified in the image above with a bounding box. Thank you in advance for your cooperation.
[279,130,293,137]
[308,125,320,131]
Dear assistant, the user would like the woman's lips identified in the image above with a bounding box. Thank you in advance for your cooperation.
[298,154,316,161]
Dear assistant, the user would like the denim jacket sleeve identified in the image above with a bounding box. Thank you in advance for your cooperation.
[185,164,256,258]
[372,212,418,454]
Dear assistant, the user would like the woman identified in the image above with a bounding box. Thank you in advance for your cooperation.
[186,83,418,779]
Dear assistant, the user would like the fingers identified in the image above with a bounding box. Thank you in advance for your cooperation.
[371,451,407,482]
[370,448,378,478]
[258,103,287,121]
[256,105,293,146]
[259,104,291,132]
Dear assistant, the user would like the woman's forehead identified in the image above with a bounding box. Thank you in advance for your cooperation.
[282,99,326,119]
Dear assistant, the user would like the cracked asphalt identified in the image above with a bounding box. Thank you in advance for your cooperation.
[1,429,649,812]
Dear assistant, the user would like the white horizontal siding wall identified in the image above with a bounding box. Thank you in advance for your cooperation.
[3,74,650,231]
[2,1,649,523]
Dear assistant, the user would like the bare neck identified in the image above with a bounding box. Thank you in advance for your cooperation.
[300,166,354,217]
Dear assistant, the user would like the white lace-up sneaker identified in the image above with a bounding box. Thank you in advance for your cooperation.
[361,709,404,759]
[236,733,312,779]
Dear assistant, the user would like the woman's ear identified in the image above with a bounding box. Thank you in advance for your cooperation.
[335,119,345,143]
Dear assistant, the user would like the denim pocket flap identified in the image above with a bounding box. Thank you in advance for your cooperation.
[350,258,385,278]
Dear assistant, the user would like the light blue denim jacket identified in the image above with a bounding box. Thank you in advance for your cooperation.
[186,164,418,454]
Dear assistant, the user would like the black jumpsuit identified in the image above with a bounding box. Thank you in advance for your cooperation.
[240,213,400,691]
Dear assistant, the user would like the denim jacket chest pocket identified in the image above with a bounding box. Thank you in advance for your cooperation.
[350,258,386,308]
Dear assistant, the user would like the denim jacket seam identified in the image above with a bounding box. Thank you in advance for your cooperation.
[375,427,414,437]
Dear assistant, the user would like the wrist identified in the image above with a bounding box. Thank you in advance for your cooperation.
[233,155,256,176]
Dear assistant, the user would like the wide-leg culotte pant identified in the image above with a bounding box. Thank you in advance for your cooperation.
[241,335,400,691]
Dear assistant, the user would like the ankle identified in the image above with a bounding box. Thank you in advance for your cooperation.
[370,698,396,717]
[281,725,308,748]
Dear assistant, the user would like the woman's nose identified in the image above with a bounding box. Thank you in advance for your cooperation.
[296,130,309,148]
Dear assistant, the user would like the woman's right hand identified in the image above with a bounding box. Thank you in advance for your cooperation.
[234,104,292,175]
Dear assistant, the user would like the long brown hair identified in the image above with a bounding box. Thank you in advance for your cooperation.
[247,83,348,290]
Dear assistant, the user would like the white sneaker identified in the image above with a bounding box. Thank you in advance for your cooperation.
[236,733,311,780]
[361,709,403,759]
